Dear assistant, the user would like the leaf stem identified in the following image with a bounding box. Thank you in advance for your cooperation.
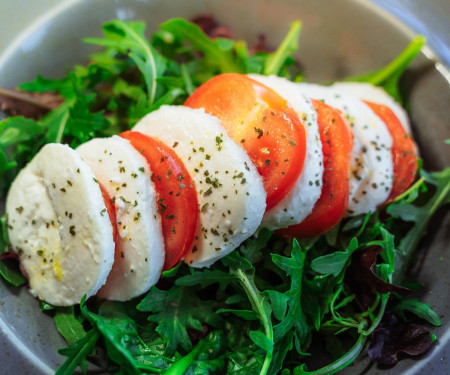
[264,21,302,76]
[389,176,425,204]
[164,338,206,375]
[120,21,157,107]
[233,268,273,375]
[294,334,367,375]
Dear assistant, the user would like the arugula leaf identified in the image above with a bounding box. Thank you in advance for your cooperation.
[216,308,258,320]
[391,298,442,327]
[310,238,359,277]
[249,330,274,353]
[0,214,9,254]
[137,285,223,356]
[0,215,26,286]
[19,74,74,99]
[56,329,100,375]
[0,258,26,286]
[224,251,274,374]
[175,269,235,290]
[54,306,86,347]
[0,116,45,147]
[268,331,294,375]
[85,316,141,374]
[264,21,302,76]
[388,168,450,280]
[265,290,289,321]
[302,275,336,331]
[84,20,167,107]
[239,228,272,263]
[160,18,243,74]
[272,240,310,353]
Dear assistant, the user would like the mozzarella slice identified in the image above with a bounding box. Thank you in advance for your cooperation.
[5,143,114,306]
[249,74,323,229]
[134,106,266,268]
[331,82,412,133]
[297,83,394,216]
[77,136,164,300]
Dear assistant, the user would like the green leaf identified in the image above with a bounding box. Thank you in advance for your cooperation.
[18,74,74,99]
[148,87,185,112]
[0,259,26,286]
[272,240,310,353]
[56,329,99,375]
[302,275,336,331]
[137,285,223,356]
[249,330,273,353]
[160,18,243,74]
[391,298,442,326]
[228,259,274,373]
[0,116,44,147]
[216,308,258,320]
[81,301,142,374]
[40,301,55,311]
[0,214,9,254]
[54,306,86,346]
[388,168,450,280]
[222,251,253,272]
[175,269,235,290]
[378,227,395,272]
[239,228,272,263]
[268,331,294,375]
[264,21,302,75]
[310,238,359,277]
[84,20,167,106]
[41,100,71,143]
[266,289,289,321]
[161,261,182,278]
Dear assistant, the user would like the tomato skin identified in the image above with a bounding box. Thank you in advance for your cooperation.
[185,73,306,210]
[277,100,353,238]
[99,182,118,246]
[120,131,198,271]
[364,101,418,203]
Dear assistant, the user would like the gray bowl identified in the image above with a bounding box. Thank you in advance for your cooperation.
[0,1,449,374]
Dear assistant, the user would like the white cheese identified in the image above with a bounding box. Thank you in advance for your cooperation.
[249,74,323,229]
[331,82,412,133]
[297,83,394,216]
[134,106,266,268]
[5,144,114,306]
[77,136,164,301]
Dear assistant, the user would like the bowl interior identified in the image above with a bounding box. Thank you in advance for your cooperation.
[0,0,448,374]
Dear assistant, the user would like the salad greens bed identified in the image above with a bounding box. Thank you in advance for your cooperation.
[0,17,449,375]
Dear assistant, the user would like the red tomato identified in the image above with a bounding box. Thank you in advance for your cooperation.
[185,73,307,210]
[99,182,118,245]
[278,100,353,238]
[364,101,418,203]
[120,131,199,271]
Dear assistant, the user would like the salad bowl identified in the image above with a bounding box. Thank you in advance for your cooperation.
[0,0,448,374]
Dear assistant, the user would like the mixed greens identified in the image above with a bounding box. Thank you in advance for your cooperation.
[0,17,448,375]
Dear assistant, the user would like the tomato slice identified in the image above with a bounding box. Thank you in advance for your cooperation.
[185,73,306,210]
[99,182,118,245]
[120,131,199,270]
[364,101,418,203]
[277,100,354,238]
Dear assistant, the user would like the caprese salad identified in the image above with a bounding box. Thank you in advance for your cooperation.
[5,72,417,306]
[1,17,446,375]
